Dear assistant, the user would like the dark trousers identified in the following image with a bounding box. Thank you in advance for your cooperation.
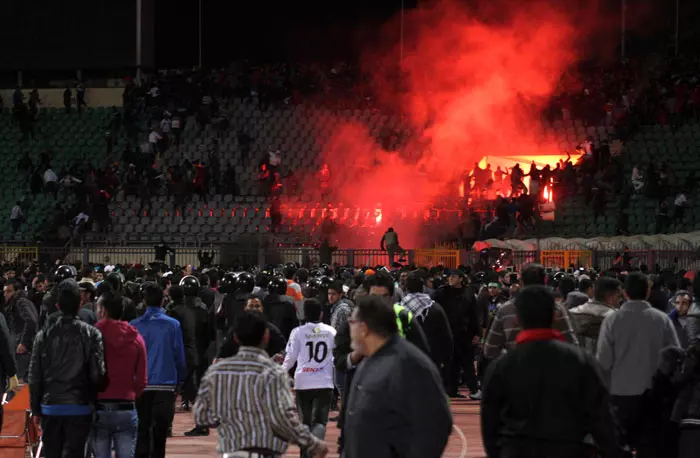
[448,338,479,395]
[136,390,175,458]
[16,353,30,380]
[183,359,209,404]
[42,414,93,458]
[610,393,653,458]
[678,426,700,458]
[295,388,333,458]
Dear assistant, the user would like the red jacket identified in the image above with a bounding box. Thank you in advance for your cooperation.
[96,319,147,401]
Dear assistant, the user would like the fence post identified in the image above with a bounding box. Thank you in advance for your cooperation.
[257,247,266,267]
[169,252,176,268]
[347,249,355,267]
[83,246,89,267]
[407,249,415,265]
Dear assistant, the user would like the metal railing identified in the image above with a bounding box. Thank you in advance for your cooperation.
[414,249,461,269]
[1,245,699,272]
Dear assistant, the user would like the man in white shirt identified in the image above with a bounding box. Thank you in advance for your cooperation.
[597,272,680,457]
[10,201,23,234]
[43,167,58,196]
[282,299,336,458]
[148,128,162,156]
[674,192,688,223]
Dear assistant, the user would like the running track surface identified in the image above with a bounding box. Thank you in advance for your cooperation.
[167,394,484,458]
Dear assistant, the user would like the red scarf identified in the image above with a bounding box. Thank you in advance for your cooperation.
[515,328,565,345]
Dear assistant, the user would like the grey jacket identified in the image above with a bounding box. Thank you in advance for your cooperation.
[565,291,591,310]
[597,300,680,396]
[569,300,616,355]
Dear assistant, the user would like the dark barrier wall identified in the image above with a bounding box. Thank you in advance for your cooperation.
[0,0,138,69]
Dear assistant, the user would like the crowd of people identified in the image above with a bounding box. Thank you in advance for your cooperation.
[0,254,698,457]
[7,52,700,246]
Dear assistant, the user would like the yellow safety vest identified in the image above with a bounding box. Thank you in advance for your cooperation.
[393,304,413,338]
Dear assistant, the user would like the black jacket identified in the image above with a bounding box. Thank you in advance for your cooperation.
[217,322,285,359]
[27,289,45,315]
[263,294,298,341]
[6,293,38,350]
[28,314,106,416]
[481,338,624,458]
[40,284,60,327]
[167,300,199,371]
[434,286,480,340]
[334,313,431,451]
[420,301,453,369]
[120,296,139,322]
[667,340,700,427]
[221,293,246,331]
[185,296,215,358]
[198,287,216,310]
[402,294,453,369]
[343,336,452,458]
[0,313,17,393]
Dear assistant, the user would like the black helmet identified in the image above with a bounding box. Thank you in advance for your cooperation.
[551,271,566,286]
[320,263,332,276]
[54,265,74,283]
[296,268,310,283]
[310,269,322,278]
[268,276,287,295]
[138,281,154,296]
[475,271,487,284]
[256,272,271,288]
[283,262,297,279]
[219,272,238,294]
[179,275,201,296]
[303,277,322,298]
[335,267,350,280]
[319,276,332,289]
[236,272,255,294]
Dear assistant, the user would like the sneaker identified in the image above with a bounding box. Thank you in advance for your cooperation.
[469,390,483,401]
[184,426,209,437]
[180,401,191,412]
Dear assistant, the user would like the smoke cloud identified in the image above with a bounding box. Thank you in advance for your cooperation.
[315,0,592,248]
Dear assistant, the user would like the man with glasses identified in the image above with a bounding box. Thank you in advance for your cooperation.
[343,295,451,458]
[333,272,431,455]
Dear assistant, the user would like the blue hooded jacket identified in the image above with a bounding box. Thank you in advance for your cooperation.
[131,307,186,389]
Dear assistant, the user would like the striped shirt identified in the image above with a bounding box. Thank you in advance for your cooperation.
[483,299,579,359]
[194,346,321,455]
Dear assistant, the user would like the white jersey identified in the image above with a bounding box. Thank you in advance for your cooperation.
[282,322,336,390]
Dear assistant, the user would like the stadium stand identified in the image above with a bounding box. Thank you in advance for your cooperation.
[3,57,700,248]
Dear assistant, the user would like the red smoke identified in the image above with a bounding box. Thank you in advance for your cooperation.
[316,0,585,248]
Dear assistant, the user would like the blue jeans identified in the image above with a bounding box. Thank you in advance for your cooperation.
[92,406,138,458]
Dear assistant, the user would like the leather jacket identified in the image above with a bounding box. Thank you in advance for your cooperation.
[28,314,106,415]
